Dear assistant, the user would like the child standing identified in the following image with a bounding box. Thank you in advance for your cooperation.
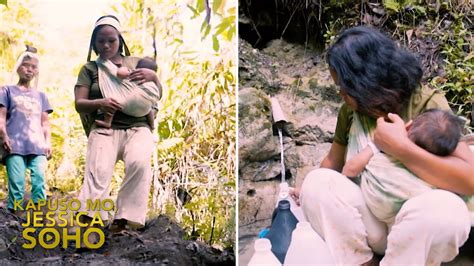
[0,46,53,213]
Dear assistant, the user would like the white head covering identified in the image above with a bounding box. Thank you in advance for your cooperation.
[95,16,122,32]
[87,15,130,61]
[12,48,39,89]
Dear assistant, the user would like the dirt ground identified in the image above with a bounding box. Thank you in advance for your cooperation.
[0,207,234,265]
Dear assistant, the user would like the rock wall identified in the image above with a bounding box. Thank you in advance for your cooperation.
[238,38,342,250]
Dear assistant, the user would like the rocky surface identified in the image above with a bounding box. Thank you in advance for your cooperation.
[237,38,474,266]
[0,208,234,265]
[238,38,339,265]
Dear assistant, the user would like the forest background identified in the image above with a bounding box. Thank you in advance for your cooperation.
[0,0,236,250]
[240,0,472,128]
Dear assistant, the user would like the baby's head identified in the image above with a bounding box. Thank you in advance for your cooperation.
[116,57,157,79]
[407,109,463,156]
[136,57,157,72]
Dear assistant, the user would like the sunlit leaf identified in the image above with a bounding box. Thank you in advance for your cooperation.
[384,0,399,12]
[158,137,184,150]
[173,38,183,44]
[215,22,228,36]
[212,35,219,52]
[187,4,199,18]
[226,27,235,41]
[201,23,211,40]
[212,0,223,14]
[196,0,205,12]
[0,0,7,6]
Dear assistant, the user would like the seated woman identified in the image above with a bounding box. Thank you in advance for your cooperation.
[293,26,474,265]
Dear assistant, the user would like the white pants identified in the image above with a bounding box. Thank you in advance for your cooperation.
[78,127,154,226]
[300,168,471,265]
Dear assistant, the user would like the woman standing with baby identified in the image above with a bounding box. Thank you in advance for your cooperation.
[74,15,161,234]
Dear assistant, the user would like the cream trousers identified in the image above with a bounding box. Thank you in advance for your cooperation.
[78,127,154,226]
[300,168,471,266]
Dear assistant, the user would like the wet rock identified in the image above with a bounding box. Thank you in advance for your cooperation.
[238,181,279,226]
[240,160,281,182]
[275,106,338,145]
[239,39,280,93]
[238,39,340,262]
[285,143,332,170]
[238,87,280,166]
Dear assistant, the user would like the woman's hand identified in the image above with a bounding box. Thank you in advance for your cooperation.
[374,113,411,157]
[75,85,122,114]
[129,68,157,85]
[376,113,474,194]
[100,98,122,115]
[289,187,301,206]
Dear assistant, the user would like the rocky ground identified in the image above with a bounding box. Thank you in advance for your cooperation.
[238,38,338,265]
[237,37,474,265]
[0,207,234,265]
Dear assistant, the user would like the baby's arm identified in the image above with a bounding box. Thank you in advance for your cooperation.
[342,143,378,177]
[117,67,130,79]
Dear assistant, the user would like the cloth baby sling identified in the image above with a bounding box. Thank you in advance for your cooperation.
[96,57,161,117]
[346,113,434,223]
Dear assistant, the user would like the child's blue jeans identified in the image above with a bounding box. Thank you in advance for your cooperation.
[5,154,47,210]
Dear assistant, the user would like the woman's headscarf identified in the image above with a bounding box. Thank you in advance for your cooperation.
[12,45,39,89]
[87,15,130,61]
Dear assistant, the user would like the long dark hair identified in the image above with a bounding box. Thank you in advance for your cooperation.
[326,26,422,118]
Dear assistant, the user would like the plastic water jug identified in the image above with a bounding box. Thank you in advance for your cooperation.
[275,182,307,222]
[248,238,281,266]
[265,200,298,263]
[284,221,335,265]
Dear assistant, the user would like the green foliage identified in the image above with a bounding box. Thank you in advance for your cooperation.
[0,0,38,198]
[190,0,236,51]
[383,0,426,14]
[321,0,473,127]
[43,85,87,194]
[380,1,473,127]
[114,0,236,249]
[0,0,37,84]
[1,5,236,252]
[430,15,472,122]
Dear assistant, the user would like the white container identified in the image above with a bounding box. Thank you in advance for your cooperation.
[276,182,307,222]
[248,238,282,266]
[284,222,335,265]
